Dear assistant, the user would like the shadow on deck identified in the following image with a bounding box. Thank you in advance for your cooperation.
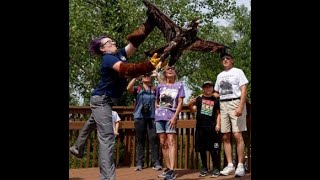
[69,167,251,180]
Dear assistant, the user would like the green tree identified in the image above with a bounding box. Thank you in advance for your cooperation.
[69,0,251,105]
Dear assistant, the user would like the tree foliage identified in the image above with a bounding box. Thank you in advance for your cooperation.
[69,0,251,105]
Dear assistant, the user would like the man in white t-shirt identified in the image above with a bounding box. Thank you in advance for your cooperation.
[112,110,121,136]
[214,52,248,177]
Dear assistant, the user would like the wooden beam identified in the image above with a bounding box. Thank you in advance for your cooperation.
[69,120,197,130]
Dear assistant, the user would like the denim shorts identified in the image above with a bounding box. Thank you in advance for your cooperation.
[155,120,176,134]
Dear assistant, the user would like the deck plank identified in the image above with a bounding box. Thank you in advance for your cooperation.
[69,167,251,180]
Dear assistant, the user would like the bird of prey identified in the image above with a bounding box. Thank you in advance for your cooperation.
[142,0,229,66]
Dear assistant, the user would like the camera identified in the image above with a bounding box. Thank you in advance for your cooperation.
[142,103,151,113]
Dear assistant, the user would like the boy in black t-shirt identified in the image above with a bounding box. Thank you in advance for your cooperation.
[188,81,221,177]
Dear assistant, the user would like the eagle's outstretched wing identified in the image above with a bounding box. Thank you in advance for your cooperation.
[142,0,230,67]
[143,0,181,42]
[187,38,229,53]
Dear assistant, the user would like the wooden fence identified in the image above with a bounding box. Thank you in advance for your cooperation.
[69,103,251,172]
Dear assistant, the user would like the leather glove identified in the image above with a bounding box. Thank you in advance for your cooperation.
[149,53,161,68]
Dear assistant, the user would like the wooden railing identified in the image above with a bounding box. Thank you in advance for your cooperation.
[69,103,251,172]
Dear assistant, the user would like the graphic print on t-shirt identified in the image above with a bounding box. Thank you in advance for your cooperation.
[220,80,233,95]
[159,88,178,109]
[200,99,214,116]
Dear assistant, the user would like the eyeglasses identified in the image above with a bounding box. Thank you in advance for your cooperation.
[220,57,232,61]
[100,40,115,47]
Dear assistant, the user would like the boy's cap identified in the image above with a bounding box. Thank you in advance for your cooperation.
[202,81,214,87]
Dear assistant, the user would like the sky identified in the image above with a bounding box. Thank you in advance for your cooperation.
[237,0,251,10]
[214,0,251,26]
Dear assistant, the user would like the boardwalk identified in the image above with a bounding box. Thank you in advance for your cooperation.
[69,167,251,180]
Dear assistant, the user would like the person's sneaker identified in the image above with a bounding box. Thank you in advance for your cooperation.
[234,165,245,177]
[158,168,170,178]
[210,168,220,178]
[220,165,235,176]
[164,170,176,180]
[134,165,143,171]
[69,146,83,158]
[199,168,208,177]
[152,165,163,171]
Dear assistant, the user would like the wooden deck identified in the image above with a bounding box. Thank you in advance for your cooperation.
[69,105,251,171]
[69,167,251,180]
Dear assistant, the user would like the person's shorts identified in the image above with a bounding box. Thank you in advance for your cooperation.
[220,99,247,133]
[155,120,176,134]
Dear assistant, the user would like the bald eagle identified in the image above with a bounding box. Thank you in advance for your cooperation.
[142,0,229,66]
